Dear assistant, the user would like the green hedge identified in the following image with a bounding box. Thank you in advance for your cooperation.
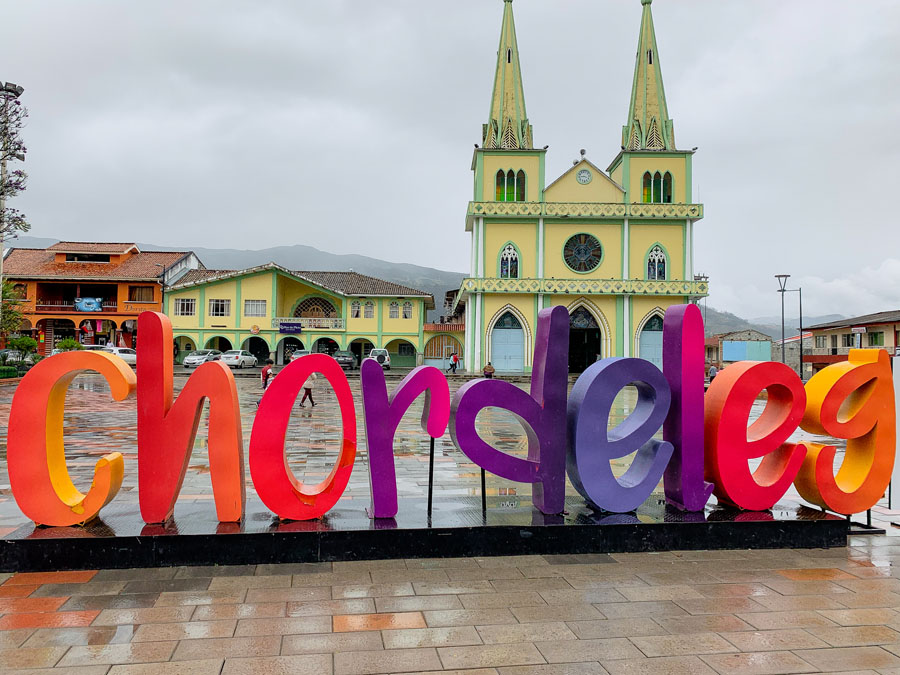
[0,366,18,379]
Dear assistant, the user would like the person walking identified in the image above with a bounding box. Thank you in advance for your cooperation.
[483,362,495,379]
[449,352,459,374]
[708,364,718,383]
[299,372,317,407]
[261,359,274,390]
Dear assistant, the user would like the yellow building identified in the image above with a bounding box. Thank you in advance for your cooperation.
[166,263,433,366]
[457,0,708,374]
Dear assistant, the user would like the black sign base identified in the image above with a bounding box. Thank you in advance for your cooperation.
[0,496,847,572]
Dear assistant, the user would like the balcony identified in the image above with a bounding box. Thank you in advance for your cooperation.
[466,201,704,229]
[425,323,465,332]
[34,300,118,313]
[456,277,709,297]
[271,317,345,331]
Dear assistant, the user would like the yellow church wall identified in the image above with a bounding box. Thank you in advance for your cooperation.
[485,222,538,277]
[543,163,624,204]
[627,156,688,203]
[543,222,623,279]
[610,163,624,190]
[629,223,684,280]
[236,274,274,330]
[481,153,543,202]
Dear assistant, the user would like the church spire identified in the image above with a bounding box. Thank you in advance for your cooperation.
[483,0,533,149]
[622,0,675,151]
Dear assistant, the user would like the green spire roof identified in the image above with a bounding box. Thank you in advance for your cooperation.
[622,0,675,151]
[483,0,533,149]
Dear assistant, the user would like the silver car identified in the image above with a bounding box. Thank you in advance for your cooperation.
[183,349,222,367]
[221,350,258,369]
[102,346,137,365]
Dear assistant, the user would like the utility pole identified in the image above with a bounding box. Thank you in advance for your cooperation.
[775,274,790,364]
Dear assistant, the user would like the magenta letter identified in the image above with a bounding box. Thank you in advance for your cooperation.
[449,306,569,515]
[361,362,450,518]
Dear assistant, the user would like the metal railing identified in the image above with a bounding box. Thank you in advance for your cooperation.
[271,317,345,330]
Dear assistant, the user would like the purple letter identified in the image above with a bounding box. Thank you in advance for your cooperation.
[567,358,673,513]
[662,304,714,511]
[361,362,450,518]
[449,306,569,515]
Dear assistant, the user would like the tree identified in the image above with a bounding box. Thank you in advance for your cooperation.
[0,281,24,336]
[55,337,83,352]
[0,86,30,242]
[8,335,37,356]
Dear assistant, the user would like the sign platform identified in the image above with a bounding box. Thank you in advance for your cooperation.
[0,496,847,572]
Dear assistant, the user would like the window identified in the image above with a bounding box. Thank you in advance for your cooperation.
[830,335,838,349]
[642,171,673,203]
[398,343,415,356]
[294,297,336,318]
[402,302,413,319]
[351,301,361,319]
[208,299,231,317]
[646,245,667,280]
[244,300,266,317]
[868,332,884,347]
[642,172,652,203]
[499,244,519,279]
[128,286,154,303]
[494,169,526,202]
[842,334,855,348]
[662,172,673,203]
[389,302,400,319]
[174,298,196,316]
[815,335,826,348]
[364,301,374,319]
[652,172,662,203]
[647,49,653,65]
[65,253,110,263]
[563,233,603,273]
[507,48,512,64]
[11,283,26,298]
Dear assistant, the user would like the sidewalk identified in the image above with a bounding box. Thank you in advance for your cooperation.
[1,539,899,673]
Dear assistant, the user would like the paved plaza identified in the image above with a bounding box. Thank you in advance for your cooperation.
[1,372,900,673]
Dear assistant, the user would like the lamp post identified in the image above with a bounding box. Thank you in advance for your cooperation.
[0,81,25,327]
[775,274,790,364]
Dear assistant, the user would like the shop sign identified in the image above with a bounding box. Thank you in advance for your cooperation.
[274,320,303,334]
[852,326,867,334]
[5,307,896,528]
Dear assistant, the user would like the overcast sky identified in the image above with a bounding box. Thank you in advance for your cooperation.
[3,0,898,321]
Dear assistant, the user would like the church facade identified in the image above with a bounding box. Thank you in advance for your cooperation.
[456,0,708,374]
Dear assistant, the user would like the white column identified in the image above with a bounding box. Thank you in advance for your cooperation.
[685,218,693,279]
[623,218,630,279]
[623,295,631,358]
[478,217,485,278]
[464,299,473,372]
[470,228,476,278]
[537,217,544,279]
[473,292,482,369]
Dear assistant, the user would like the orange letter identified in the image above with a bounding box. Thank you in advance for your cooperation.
[249,354,356,520]
[795,349,895,514]
[8,351,135,526]
[137,312,244,523]
[704,361,807,511]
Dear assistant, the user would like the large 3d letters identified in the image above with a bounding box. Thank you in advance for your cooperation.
[250,354,357,520]
[662,304,714,511]
[8,352,136,526]
[361,362,450,518]
[450,306,569,514]
[567,358,674,513]
[137,312,245,523]
[795,349,896,514]
[705,361,807,511]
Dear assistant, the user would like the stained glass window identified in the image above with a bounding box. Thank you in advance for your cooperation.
[642,172,652,203]
[647,245,667,280]
[496,170,505,201]
[506,170,515,201]
[563,233,603,273]
[516,170,526,201]
[499,244,519,279]
[644,315,664,332]
[570,307,598,329]
[653,172,662,203]
[495,312,522,329]
[663,172,673,203]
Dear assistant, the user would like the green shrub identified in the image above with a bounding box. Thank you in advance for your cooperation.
[55,338,83,352]
[8,336,38,356]
[0,366,17,378]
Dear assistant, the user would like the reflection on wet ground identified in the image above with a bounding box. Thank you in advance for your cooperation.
[0,373,850,533]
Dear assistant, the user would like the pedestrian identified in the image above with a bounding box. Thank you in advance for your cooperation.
[708,364,718,382]
[261,359,274,390]
[449,352,459,374]
[299,372,317,408]
[483,362,495,379]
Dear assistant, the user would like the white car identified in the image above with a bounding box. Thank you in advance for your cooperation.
[290,349,311,361]
[221,350,258,369]
[102,346,137,365]
[183,349,222,367]
[366,348,391,370]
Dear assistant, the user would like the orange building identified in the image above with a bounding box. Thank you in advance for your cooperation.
[4,242,202,354]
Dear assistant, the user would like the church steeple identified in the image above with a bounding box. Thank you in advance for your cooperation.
[483,0,533,149]
[622,0,675,151]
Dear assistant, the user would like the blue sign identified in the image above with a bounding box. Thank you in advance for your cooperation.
[279,322,303,335]
[74,297,103,312]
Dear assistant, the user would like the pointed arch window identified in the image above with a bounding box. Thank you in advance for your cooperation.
[652,172,663,203]
[495,169,526,202]
[647,245,667,281]
[662,171,673,203]
[499,244,519,279]
[642,172,652,203]
[642,171,674,203]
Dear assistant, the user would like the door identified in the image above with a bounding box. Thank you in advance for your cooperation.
[638,315,664,370]
[491,312,525,372]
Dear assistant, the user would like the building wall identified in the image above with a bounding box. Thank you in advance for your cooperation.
[543,222,623,279]
[626,154,690,203]
[479,153,543,202]
[628,223,684,281]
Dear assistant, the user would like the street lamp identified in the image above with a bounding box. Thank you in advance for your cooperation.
[775,274,790,364]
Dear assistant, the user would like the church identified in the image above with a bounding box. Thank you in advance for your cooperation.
[455,0,708,374]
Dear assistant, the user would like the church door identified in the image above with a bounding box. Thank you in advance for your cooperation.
[491,312,525,372]
[638,315,664,370]
[568,307,602,373]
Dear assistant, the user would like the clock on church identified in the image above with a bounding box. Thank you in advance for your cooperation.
[576,168,592,184]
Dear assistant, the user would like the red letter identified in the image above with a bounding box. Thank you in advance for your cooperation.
[137,312,245,523]
[704,361,807,511]
[249,354,356,520]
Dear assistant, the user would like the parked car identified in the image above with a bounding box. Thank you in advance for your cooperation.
[101,346,137,365]
[221,350,258,369]
[290,349,311,361]
[333,350,357,371]
[183,349,222,367]
[50,344,106,356]
[366,348,391,370]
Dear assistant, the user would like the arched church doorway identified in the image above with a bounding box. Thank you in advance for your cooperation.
[638,314,664,370]
[568,307,603,373]
[490,311,524,373]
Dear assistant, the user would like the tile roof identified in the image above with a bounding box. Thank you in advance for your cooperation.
[169,263,433,304]
[4,248,192,281]
[808,310,900,330]
[47,242,139,254]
